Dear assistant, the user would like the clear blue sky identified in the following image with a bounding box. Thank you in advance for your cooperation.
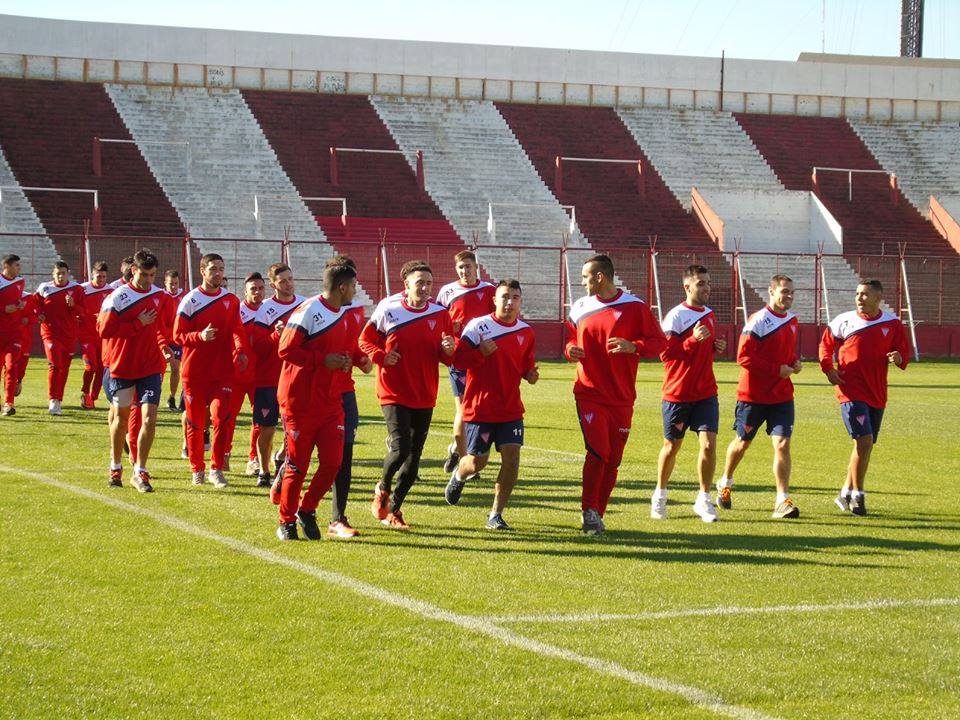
[0,0,956,61]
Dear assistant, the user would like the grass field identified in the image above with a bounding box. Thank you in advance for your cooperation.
[1,358,958,720]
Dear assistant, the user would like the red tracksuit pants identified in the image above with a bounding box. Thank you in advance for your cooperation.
[576,400,633,517]
[0,334,22,405]
[183,379,233,473]
[43,338,74,401]
[278,408,345,524]
[80,339,104,399]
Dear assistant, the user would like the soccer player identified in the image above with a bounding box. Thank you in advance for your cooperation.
[274,261,366,541]
[359,260,456,530]
[436,250,496,473]
[443,279,538,530]
[223,271,264,474]
[325,256,372,539]
[35,261,84,415]
[819,280,910,516]
[97,250,173,492]
[163,269,185,411]
[565,254,665,535]
[109,256,134,290]
[1,254,26,416]
[174,253,249,488]
[252,263,305,487]
[78,261,112,409]
[655,265,727,522]
[719,274,803,519]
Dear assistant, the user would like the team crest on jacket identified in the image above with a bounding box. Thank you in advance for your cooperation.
[828,309,899,341]
[569,290,643,327]
[370,295,446,334]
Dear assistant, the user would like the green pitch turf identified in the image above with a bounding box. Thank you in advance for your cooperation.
[1,359,958,720]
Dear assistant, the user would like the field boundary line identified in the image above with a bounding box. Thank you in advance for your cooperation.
[487,598,960,624]
[3,464,779,720]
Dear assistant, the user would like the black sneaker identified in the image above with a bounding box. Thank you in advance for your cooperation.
[166,395,177,412]
[256,472,272,488]
[442,443,460,474]
[108,468,123,488]
[296,509,322,540]
[582,508,604,535]
[276,522,299,541]
[444,470,466,505]
[850,494,867,516]
[486,513,512,531]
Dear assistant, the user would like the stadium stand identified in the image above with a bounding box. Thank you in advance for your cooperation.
[0,144,59,287]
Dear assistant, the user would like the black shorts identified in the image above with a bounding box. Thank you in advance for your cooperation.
[253,386,280,427]
[733,400,794,441]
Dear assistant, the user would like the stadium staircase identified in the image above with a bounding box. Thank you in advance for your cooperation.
[0,78,183,275]
[105,84,365,301]
[240,92,464,294]
[370,96,604,319]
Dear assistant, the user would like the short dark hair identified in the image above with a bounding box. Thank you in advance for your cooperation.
[683,264,709,280]
[200,253,223,268]
[53,260,69,271]
[770,274,793,289]
[245,272,264,285]
[584,254,614,280]
[164,269,179,279]
[324,262,357,291]
[326,255,356,270]
[2,254,20,265]
[92,261,109,273]
[268,263,291,280]
[400,260,432,280]
[454,250,477,264]
[858,278,883,293]
[496,278,522,293]
[132,250,158,270]
[120,256,134,268]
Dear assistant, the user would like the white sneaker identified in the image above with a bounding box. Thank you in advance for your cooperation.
[208,469,228,488]
[245,459,260,476]
[650,494,668,520]
[48,399,62,416]
[693,496,719,523]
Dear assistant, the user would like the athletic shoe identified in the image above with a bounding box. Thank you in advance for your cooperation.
[245,459,260,476]
[191,470,205,486]
[131,470,154,493]
[256,472,272,488]
[650,494,668,520]
[296,509,322,540]
[269,476,283,505]
[276,522,299,541]
[772,498,800,519]
[180,445,189,460]
[444,470,466,505]
[693,496,719,523]
[80,392,94,410]
[327,518,360,539]
[203,430,211,452]
[582,509,604,535]
[834,493,851,512]
[383,510,410,530]
[717,486,732,510]
[486,513,512,531]
[371,486,390,521]
[222,454,231,473]
[443,442,460,474]
[48,399,62,416]
[166,395,177,412]
[208,469,228,488]
[850,494,867,516]
[108,468,122,488]
[1,403,14,416]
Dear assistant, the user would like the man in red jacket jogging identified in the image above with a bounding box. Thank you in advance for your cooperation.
[79,260,112,409]
[719,274,803,519]
[36,261,84,415]
[565,254,665,535]
[819,279,910,516]
[1,254,27,416]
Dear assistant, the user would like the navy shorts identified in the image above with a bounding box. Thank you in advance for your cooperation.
[841,401,884,443]
[733,400,794,441]
[253,386,279,427]
[662,395,719,439]
[465,419,524,456]
[449,367,466,398]
[102,367,114,403]
[342,391,359,445]
[109,373,162,407]
[168,344,182,361]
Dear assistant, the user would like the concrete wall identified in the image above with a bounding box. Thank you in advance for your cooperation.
[1,14,958,120]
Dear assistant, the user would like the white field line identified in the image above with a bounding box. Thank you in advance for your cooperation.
[487,598,960,625]
[4,464,779,720]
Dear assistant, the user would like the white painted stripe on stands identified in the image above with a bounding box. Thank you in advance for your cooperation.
[5,465,780,720]
[488,597,960,625]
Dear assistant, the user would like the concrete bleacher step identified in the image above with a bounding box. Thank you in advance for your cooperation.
[105,84,368,302]
[0,143,60,288]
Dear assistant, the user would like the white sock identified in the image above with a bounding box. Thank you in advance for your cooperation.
[134,465,146,474]
[718,476,732,489]
[840,487,851,498]
[652,487,668,500]
[110,461,122,471]
[696,490,710,503]
[852,490,864,499]
[776,491,789,504]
